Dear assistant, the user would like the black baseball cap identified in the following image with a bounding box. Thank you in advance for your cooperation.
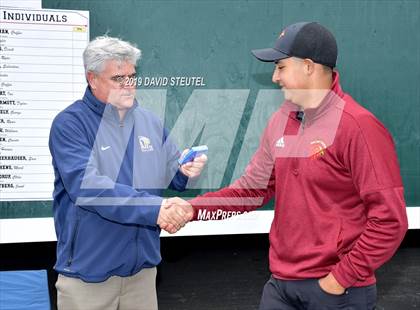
[251,22,338,68]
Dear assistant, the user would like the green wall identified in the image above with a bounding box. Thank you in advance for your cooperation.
[1,0,419,218]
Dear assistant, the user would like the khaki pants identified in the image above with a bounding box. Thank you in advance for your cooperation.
[56,267,158,310]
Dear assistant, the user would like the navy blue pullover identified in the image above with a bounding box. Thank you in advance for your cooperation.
[49,87,187,282]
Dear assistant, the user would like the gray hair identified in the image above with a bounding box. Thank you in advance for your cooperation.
[83,36,141,74]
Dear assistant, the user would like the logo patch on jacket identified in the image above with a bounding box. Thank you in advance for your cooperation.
[138,136,154,152]
[309,139,327,160]
[275,136,285,148]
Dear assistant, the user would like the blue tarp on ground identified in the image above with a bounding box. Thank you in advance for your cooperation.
[0,270,50,310]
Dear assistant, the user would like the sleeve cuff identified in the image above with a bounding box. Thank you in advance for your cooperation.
[331,261,359,288]
[170,169,189,191]
[141,195,163,227]
[188,197,201,221]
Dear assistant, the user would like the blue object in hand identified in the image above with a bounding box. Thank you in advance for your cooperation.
[178,145,208,165]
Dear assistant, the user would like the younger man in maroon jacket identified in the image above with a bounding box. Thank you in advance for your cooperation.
[172,21,408,309]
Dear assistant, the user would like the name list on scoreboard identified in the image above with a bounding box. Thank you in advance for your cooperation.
[0,7,89,201]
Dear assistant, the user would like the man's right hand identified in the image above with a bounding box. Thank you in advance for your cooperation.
[157,197,193,234]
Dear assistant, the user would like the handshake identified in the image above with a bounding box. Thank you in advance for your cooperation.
[156,149,207,234]
[157,197,193,234]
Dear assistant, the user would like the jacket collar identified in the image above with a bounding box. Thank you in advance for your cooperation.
[83,86,139,121]
[282,71,344,122]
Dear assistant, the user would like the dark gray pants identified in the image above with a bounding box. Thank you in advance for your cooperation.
[259,276,376,310]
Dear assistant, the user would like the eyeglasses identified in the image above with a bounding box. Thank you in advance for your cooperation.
[109,73,138,87]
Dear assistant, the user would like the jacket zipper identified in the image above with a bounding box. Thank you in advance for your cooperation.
[292,113,305,174]
[120,112,139,273]
[301,113,306,131]
[115,107,139,272]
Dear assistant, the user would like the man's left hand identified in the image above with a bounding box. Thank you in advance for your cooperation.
[318,273,346,295]
[179,149,208,178]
